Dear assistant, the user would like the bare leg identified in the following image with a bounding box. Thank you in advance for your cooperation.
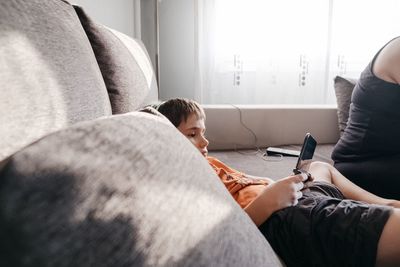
[376,209,400,267]
[308,161,400,207]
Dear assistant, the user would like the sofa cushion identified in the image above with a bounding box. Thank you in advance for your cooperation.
[0,0,112,161]
[74,5,158,114]
[333,76,357,136]
[0,112,283,267]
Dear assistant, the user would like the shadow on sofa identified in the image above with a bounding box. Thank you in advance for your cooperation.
[0,113,282,266]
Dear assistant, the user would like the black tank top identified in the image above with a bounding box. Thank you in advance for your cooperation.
[332,37,400,162]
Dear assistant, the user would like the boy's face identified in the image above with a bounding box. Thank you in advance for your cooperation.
[177,113,209,157]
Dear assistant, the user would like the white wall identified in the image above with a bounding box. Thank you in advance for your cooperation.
[159,0,195,100]
[204,105,340,150]
[140,0,158,79]
[71,0,136,38]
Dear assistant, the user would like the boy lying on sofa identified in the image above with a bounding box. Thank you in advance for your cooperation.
[149,98,400,267]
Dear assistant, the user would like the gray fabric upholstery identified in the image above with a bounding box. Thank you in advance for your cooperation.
[0,0,112,161]
[333,76,357,136]
[0,112,283,267]
[74,5,158,114]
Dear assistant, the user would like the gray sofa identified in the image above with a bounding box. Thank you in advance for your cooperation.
[0,1,283,266]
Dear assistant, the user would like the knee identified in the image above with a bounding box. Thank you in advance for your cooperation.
[310,161,331,171]
[309,161,333,182]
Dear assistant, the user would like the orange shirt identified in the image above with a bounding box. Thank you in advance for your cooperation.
[207,156,270,209]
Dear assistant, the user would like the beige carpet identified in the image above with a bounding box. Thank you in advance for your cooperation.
[209,144,334,181]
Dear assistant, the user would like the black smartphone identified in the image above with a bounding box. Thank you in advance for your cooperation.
[293,133,317,175]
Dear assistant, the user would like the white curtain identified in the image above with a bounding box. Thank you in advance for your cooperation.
[194,0,400,105]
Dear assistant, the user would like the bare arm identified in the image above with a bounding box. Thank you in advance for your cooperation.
[373,37,400,84]
[244,174,307,226]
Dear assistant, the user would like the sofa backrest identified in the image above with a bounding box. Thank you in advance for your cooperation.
[74,5,158,114]
[0,0,112,161]
[0,0,159,161]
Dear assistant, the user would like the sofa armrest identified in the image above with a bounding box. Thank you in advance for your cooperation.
[0,112,283,267]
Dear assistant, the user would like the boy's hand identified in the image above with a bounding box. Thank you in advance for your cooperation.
[244,173,308,226]
[304,171,314,183]
[263,173,308,212]
[293,169,314,183]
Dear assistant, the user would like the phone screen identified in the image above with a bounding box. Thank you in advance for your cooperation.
[295,133,317,173]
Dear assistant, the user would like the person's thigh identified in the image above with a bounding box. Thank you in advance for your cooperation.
[376,209,400,267]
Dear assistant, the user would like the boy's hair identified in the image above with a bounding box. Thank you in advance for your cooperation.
[156,98,205,127]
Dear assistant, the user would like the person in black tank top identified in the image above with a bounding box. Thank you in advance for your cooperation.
[332,37,400,199]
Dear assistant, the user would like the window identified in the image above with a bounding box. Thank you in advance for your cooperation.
[199,0,330,104]
[159,0,400,105]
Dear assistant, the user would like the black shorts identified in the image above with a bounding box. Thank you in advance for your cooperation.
[259,181,392,267]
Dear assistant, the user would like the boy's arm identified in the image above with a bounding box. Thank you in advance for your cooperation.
[244,174,307,226]
[244,190,278,227]
[245,174,275,184]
